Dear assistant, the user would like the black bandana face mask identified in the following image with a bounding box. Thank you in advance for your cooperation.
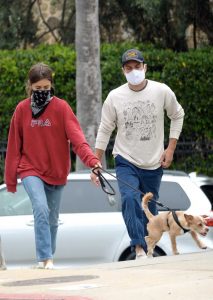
[32,89,52,107]
[31,89,53,118]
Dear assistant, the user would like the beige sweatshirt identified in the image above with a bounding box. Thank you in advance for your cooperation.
[95,80,184,169]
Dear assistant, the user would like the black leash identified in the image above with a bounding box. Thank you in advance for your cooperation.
[92,166,171,210]
[92,167,190,233]
[94,169,116,196]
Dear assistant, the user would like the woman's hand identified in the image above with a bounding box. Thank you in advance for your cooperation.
[90,163,102,186]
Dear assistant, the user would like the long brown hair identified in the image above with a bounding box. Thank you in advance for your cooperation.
[26,63,54,96]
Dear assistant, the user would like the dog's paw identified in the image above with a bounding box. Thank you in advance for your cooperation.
[198,241,207,249]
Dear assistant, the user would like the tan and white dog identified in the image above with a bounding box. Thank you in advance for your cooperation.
[142,192,209,257]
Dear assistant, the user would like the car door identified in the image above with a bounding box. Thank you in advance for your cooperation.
[0,183,36,266]
[55,177,127,266]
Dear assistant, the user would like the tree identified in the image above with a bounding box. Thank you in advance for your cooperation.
[100,0,213,50]
[59,0,76,45]
[35,0,76,45]
[183,0,213,48]
[75,0,102,170]
[0,0,37,49]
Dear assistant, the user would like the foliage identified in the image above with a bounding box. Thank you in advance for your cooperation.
[0,43,212,179]
[112,0,212,50]
[0,1,212,51]
[0,0,37,49]
[162,49,213,140]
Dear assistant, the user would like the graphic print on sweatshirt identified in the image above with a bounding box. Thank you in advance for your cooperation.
[31,119,51,127]
[123,100,157,141]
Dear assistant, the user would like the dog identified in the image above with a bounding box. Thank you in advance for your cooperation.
[142,192,209,257]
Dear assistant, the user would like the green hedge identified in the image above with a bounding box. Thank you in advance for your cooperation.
[162,50,213,139]
[0,43,213,181]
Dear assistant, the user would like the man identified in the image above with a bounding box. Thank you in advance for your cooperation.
[92,49,184,259]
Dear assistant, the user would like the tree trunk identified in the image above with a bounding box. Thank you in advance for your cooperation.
[75,0,102,170]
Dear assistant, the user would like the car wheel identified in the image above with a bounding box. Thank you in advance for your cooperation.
[153,246,166,257]
[124,251,136,260]
[119,246,166,261]
[121,246,166,261]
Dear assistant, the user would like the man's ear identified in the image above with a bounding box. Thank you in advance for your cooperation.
[144,64,147,73]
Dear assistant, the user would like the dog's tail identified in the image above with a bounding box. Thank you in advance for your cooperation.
[142,192,154,220]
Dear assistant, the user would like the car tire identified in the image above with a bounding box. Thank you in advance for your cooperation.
[124,251,136,261]
[122,246,166,261]
[153,246,166,257]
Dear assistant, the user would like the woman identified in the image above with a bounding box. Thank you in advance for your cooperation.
[4,63,100,269]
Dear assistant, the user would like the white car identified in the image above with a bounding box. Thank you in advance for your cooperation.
[189,172,213,210]
[0,170,212,268]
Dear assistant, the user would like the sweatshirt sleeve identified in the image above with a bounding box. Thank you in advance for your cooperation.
[4,106,23,192]
[164,85,185,140]
[63,103,99,168]
[95,94,116,150]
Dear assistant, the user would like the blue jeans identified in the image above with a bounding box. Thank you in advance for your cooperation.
[22,176,64,262]
[115,155,163,252]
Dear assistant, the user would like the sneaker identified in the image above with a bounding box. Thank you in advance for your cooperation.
[135,254,147,260]
[135,248,147,260]
[32,261,44,269]
[0,265,7,270]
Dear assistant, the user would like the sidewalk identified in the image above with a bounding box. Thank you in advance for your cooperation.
[0,250,212,300]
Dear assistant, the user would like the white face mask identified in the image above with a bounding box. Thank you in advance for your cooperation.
[125,69,145,85]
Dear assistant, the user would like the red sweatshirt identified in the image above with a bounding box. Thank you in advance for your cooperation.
[4,96,99,192]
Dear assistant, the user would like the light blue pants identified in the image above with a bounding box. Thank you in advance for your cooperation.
[22,176,64,262]
[115,155,163,252]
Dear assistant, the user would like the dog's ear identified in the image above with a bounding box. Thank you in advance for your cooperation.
[184,214,194,223]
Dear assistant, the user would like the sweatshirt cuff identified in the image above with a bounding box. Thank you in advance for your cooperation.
[7,185,17,193]
[169,130,181,140]
[89,158,100,168]
[95,141,108,151]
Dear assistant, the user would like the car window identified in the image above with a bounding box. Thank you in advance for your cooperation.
[60,179,121,213]
[60,179,191,213]
[158,181,191,211]
[200,185,213,209]
[0,179,191,216]
[0,184,32,216]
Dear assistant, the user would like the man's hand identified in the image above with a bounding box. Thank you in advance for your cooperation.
[160,138,177,168]
[90,163,102,186]
[160,148,174,168]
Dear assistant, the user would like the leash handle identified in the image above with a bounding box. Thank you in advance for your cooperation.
[92,167,116,196]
